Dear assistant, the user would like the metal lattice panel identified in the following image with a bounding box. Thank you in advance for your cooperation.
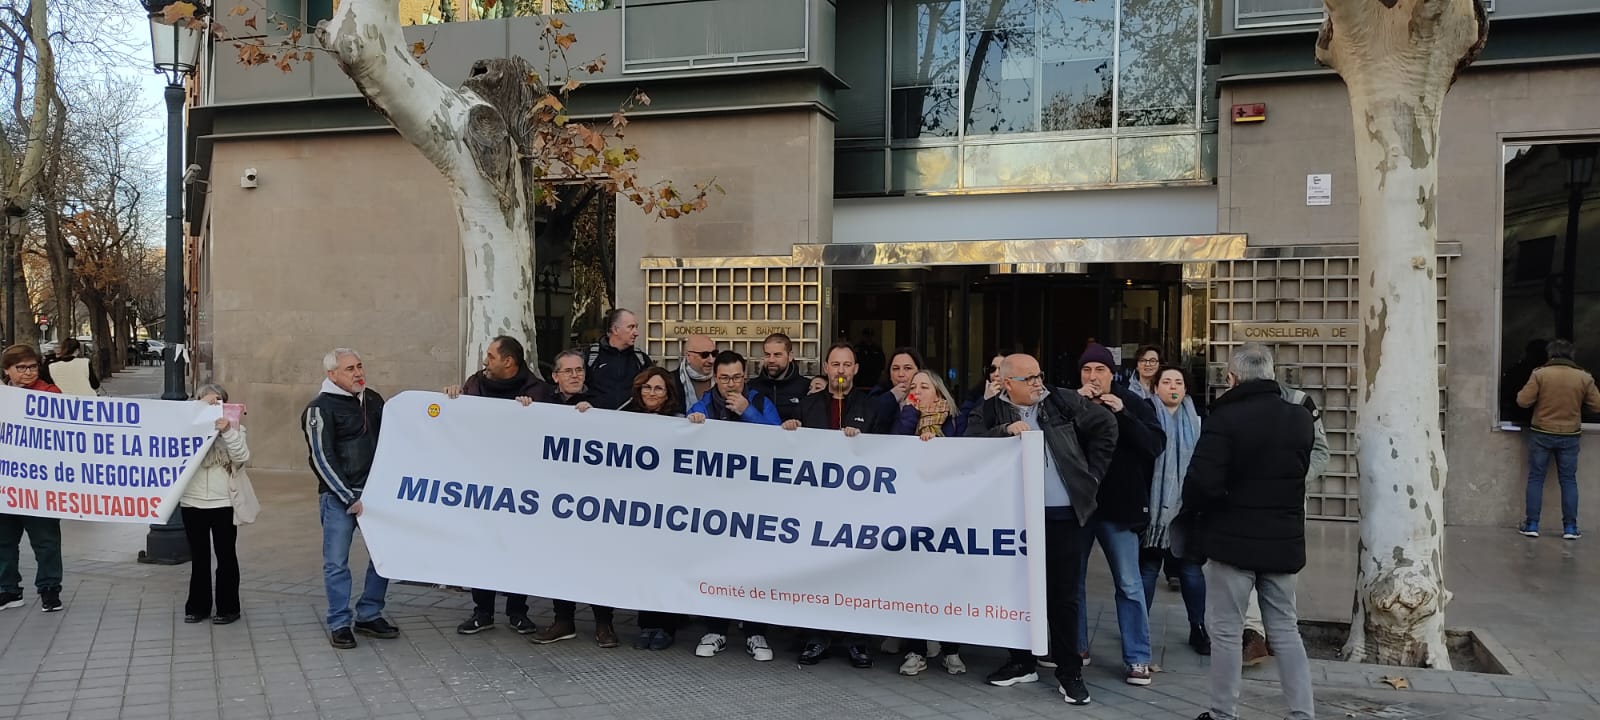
[644,266,824,375]
[1207,257,1450,521]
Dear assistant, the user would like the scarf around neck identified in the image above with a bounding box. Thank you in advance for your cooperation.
[479,366,533,399]
[1144,396,1201,550]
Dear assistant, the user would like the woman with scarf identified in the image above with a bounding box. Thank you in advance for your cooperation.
[0,345,65,612]
[623,367,690,650]
[1139,366,1209,655]
[1129,345,1162,402]
[886,370,970,676]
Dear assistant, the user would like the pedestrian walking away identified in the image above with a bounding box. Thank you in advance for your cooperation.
[1182,343,1316,720]
[1516,338,1600,539]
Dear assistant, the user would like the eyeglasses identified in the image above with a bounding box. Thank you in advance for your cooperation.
[1137,358,1160,365]
[716,374,746,383]
[687,351,716,359]
[641,385,668,394]
[554,367,585,377]
[9,363,38,372]
[1007,374,1045,385]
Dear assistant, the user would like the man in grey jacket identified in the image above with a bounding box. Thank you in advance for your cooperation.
[967,353,1117,706]
[1239,382,1330,665]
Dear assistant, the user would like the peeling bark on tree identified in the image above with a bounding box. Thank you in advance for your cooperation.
[1317,0,1487,669]
[318,0,541,377]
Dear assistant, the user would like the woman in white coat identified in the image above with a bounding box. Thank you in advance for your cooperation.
[182,383,252,624]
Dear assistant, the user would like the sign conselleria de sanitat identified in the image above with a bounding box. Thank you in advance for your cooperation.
[0,386,221,522]
[361,392,1050,652]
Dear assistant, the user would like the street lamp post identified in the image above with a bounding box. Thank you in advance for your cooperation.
[139,0,204,566]
[1557,143,1597,342]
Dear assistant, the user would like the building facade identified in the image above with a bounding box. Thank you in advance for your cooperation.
[187,0,1600,529]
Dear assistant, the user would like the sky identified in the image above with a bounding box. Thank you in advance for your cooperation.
[110,3,181,186]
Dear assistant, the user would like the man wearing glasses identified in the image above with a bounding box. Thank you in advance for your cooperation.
[531,349,618,647]
[966,354,1117,706]
[687,350,781,661]
[677,334,718,406]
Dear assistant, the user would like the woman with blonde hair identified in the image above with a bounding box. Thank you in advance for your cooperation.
[182,383,253,625]
[887,369,968,675]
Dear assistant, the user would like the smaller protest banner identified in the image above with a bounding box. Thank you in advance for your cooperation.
[0,386,221,523]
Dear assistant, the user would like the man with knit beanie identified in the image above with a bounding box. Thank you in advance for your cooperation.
[1074,343,1165,687]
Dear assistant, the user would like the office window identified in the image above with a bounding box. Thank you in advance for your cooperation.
[1499,141,1600,425]
[891,0,962,139]
[1118,0,1197,127]
[1039,0,1114,132]
[964,0,1037,135]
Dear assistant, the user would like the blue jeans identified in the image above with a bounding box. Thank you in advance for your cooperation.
[1075,519,1152,666]
[1526,432,1581,527]
[320,493,389,630]
[1139,547,1206,628]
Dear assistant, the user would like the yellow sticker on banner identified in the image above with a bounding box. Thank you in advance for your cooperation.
[427,404,441,418]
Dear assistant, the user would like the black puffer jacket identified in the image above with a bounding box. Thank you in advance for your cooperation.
[1092,385,1165,530]
[1182,379,1315,574]
[796,388,878,432]
[967,389,1118,526]
[302,387,385,504]
[585,342,652,410]
[749,364,811,422]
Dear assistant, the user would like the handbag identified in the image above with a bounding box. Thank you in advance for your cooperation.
[229,466,261,525]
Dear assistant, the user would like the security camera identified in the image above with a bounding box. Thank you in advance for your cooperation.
[182,164,205,187]
[241,168,259,189]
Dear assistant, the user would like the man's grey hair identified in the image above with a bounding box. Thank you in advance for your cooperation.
[553,348,586,367]
[1547,339,1577,361]
[323,348,361,372]
[195,383,229,402]
[1229,343,1276,382]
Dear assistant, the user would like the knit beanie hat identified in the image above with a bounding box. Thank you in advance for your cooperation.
[1078,343,1116,371]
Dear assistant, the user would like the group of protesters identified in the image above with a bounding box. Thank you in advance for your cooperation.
[298,306,1327,718]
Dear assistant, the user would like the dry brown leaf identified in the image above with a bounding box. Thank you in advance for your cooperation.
[243,15,257,30]
[410,41,427,58]
[160,1,199,24]
[1380,675,1409,690]
[228,4,249,16]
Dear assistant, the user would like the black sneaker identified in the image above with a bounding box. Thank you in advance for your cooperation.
[354,617,400,639]
[39,589,62,613]
[1058,675,1091,705]
[0,591,21,610]
[507,615,537,635]
[329,627,357,649]
[985,662,1039,687]
[456,614,494,635]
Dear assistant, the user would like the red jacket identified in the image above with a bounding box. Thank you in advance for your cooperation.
[15,379,60,393]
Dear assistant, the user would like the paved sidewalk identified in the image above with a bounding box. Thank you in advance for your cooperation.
[0,370,1579,719]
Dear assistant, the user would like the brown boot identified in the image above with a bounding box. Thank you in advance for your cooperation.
[595,623,619,648]
[1242,629,1270,667]
[531,619,577,645]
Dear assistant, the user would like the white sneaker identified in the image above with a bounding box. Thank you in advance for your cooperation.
[942,653,967,675]
[746,634,774,662]
[926,640,942,658]
[899,652,927,676]
[694,633,726,657]
[880,637,903,654]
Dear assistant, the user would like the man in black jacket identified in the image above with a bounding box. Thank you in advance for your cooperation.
[968,353,1117,706]
[749,333,811,422]
[303,348,399,650]
[783,342,878,668]
[1073,344,1164,686]
[531,349,618,648]
[445,336,545,638]
[1183,343,1314,720]
[584,308,652,410]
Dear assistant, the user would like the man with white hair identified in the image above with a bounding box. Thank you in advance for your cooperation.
[1182,343,1315,720]
[303,348,399,650]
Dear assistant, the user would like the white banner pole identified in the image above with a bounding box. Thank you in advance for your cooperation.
[1020,430,1049,656]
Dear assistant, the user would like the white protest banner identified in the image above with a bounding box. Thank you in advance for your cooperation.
[362,392,1048,652]
[0,386,221,523]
